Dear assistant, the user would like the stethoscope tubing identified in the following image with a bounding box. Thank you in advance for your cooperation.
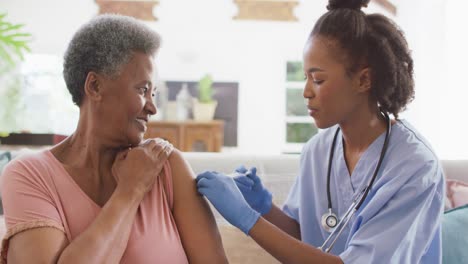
[320,111,391,252]
[319,188,364,252]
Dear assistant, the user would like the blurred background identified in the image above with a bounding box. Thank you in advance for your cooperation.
[0,0,466,159]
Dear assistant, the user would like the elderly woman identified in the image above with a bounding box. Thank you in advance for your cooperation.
[0,15,227,263]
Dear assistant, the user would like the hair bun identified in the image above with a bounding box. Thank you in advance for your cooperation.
[327,0,370,11]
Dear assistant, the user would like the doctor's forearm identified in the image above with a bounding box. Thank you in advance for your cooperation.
[249,218,343,264]
[263,204,301,239]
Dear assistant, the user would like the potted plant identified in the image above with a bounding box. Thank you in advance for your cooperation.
[192,74,217,121]
[0,13,31,137]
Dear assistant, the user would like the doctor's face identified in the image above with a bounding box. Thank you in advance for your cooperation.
[302,36,364,129]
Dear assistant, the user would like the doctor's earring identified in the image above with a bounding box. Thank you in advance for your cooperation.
[321,209,338,233]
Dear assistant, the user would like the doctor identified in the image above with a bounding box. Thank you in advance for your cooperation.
[196,0,445,263]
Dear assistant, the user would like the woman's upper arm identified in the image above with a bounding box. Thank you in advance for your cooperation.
[1,158,68,263]
[168,150,228,263]
[8,227,68,264]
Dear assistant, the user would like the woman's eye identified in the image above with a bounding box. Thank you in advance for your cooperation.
[313,80,324,85]
[140,87,148,94]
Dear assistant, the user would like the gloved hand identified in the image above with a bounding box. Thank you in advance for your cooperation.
[233,166,273,215]
[196,171,260,235]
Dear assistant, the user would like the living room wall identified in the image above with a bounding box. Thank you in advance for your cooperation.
[1,0,466,159]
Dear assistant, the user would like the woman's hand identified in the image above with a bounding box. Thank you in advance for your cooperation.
[112,138,173,196]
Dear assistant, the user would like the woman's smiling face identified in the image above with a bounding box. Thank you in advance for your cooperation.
[95,52,157,147]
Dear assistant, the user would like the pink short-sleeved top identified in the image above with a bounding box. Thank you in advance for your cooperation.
[0,150,188,264]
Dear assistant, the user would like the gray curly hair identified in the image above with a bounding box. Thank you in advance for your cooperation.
[63,14,161,106]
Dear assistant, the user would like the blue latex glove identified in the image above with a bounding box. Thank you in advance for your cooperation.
[196,171,260,235]
[234,165,273,215]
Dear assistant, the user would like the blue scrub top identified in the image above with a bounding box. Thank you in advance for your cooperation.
[283,120,444,264]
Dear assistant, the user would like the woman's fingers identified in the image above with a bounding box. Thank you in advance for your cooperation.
[142,138,174,159]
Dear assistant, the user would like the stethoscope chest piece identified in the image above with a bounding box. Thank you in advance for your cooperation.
[319,111,392,252]
[321,209,338,233]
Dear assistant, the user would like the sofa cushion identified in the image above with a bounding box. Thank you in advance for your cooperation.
[0,151,11,175]
[442,160,468,182]
[442,204,468,264]
[446,179,468,210]
[0,151,11,215]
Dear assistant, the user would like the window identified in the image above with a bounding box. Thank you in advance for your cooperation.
[283,61,318,153]
[0,54,79,135]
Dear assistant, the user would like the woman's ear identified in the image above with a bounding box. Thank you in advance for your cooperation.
[357,67,371,93]
[84,71,102,102]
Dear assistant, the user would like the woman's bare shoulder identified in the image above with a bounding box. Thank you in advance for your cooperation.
[167,149,194,178]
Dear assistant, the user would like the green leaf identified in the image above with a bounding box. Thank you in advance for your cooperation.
[0,43,14,64]
[6,33,31,38]
[0,13,31,68]
[0,24,24,34]
[198,74,214,103]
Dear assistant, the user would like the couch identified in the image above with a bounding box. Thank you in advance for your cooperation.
[1,149,467,263]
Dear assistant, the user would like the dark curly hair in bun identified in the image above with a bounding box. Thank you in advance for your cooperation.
[327,0,370,11]
[312,0,414,118]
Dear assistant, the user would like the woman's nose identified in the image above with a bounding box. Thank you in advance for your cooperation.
[303,81,315,99]
[146,97,157,115]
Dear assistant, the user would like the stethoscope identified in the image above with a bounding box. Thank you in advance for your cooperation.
[319,111,391,253]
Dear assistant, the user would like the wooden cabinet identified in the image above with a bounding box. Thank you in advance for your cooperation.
[145,120,224,152]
